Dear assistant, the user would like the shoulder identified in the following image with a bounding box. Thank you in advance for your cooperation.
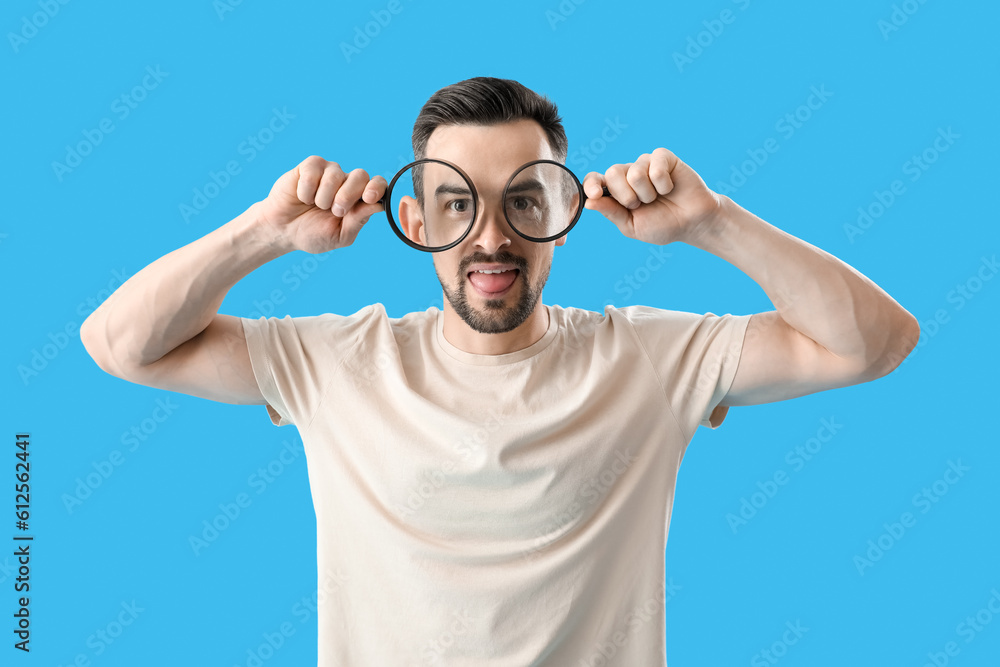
[549,303,713,337]
[608,304,751,335]
[608,303,715,325]
[595,305,752,363]
[544,302,713,338]
[245,303,441,340]
[240,303,391,347]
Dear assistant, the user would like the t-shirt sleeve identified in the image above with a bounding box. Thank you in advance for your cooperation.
[240,306,376,427]
[617,305,752,438]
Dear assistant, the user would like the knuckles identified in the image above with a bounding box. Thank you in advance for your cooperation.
[625,167,646,186]
[647,166,669,184]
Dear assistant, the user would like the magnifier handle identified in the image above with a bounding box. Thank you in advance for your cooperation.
[585,186,613,198]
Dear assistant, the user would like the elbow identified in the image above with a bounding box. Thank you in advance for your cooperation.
[80,314,100,361]
[866,309,920,380]
[80,314,123,377]
[81,312,166,378]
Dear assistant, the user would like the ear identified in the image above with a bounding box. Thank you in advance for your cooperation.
[555,191,578,248]
[398,195,426,246]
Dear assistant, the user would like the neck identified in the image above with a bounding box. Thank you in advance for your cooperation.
[441,302,550,355]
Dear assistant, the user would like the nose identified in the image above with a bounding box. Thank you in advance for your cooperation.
[467,199,512,255]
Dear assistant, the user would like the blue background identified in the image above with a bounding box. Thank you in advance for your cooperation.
[4,0,998,665]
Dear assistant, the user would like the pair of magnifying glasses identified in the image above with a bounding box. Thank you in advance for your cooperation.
[371,158,611,252]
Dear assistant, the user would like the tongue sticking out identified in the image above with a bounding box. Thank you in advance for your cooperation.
[469,269,518,294]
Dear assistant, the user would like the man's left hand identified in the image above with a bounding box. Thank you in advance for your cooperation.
[583,147,723,246]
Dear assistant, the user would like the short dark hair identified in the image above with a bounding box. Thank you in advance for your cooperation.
[411,77,568,164]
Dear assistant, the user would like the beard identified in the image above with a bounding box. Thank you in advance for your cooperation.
[436,250,551,334]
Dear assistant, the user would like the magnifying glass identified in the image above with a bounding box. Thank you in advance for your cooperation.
[375,158,611,252]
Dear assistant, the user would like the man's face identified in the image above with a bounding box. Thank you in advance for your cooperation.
[409,120,566,334]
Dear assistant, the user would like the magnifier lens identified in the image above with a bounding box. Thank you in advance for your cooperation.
[389,160,475,251]
[504,162,581,240]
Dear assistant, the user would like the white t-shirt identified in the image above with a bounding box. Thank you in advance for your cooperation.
[241,302,750,666]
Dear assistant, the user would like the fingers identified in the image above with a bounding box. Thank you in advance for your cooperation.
[332,168,375,218]
[337,172,388,245]
[313,162,347,210]
[293,156,330,206]
[604,163,642,210]
[648,147,676,196]
[582,171,606,199]
[361,175,388,206]
[583,169,631,233]
[594,148,677,209]
[292,156,387,217]
[626,154,660,204]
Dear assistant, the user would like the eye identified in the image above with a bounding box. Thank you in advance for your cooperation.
[509,196,536,211]
[448,199,471,213]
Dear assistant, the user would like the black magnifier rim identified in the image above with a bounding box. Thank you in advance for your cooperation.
[383,158,479,253]
[502,159,587,243]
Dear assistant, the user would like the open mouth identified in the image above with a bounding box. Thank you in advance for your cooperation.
[467,268,519,297]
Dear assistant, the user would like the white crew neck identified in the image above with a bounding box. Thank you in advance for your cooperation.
[434,304,560,366]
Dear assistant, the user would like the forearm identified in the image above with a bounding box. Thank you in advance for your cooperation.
[81,201,289,371]
[687,195,917,365]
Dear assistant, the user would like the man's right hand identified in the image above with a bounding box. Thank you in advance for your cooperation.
[257,155,388,254]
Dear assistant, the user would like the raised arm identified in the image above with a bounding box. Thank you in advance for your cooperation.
[583,147,919,406]
[683,195,919,405]
[80,156,387,403]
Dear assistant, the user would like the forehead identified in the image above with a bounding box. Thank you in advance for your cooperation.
[424,120,554,195]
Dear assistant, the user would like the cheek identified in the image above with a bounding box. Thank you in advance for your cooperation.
[433,257,458,277]
[528,253,553,273]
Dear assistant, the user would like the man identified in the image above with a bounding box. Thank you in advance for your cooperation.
[81,77,918,665]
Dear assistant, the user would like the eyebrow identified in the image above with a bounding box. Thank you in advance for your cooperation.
[506,178,545,194]
[431,177,547,200]
[434,184,473,199]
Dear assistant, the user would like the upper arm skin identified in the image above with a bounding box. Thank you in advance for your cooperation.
[720,311,877,407]
[93,314,265,405]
